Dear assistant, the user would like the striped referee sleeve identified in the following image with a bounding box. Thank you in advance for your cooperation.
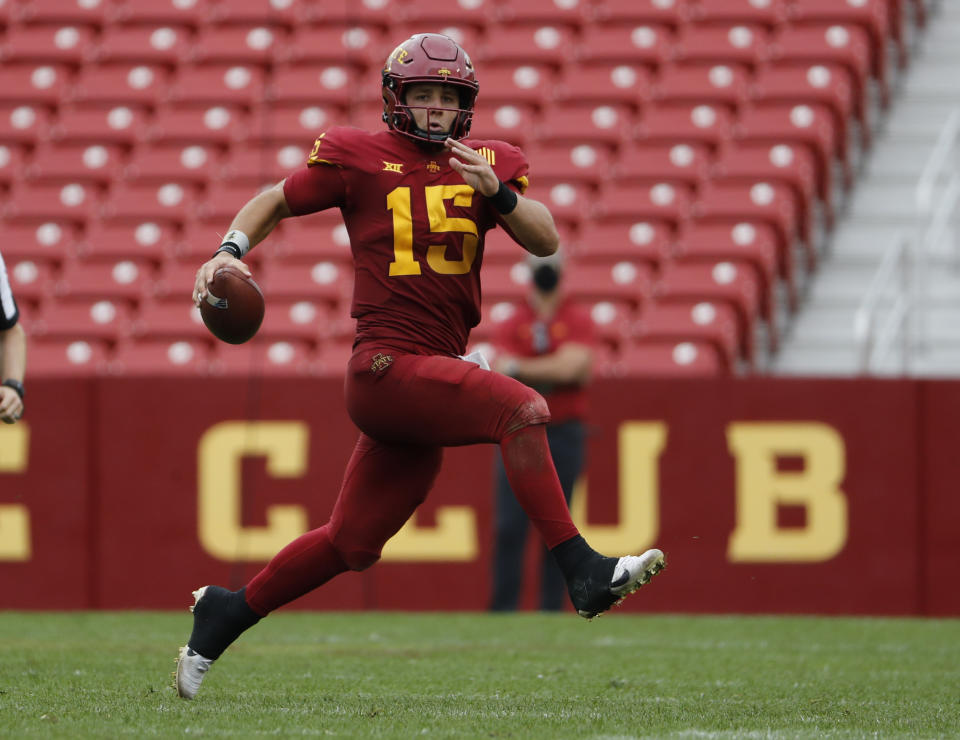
[0,249,20,330]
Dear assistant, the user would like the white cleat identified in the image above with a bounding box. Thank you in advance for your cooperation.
[174,587,214,700]
[175,645,214,700]
[577,548,666,619]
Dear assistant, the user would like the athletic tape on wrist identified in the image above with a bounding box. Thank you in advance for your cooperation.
[488,180,519,215]
[219,229,250,257]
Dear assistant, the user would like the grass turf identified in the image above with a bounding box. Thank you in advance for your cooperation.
[0,611,957,739]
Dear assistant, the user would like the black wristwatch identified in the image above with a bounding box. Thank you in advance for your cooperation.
[2,379,24,400]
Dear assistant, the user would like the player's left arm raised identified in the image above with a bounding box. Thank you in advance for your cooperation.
[446,138,559,257]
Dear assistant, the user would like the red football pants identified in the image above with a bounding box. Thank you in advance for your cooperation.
[245,345,579,615]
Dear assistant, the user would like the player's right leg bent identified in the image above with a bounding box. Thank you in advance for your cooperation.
[346,346,667,618]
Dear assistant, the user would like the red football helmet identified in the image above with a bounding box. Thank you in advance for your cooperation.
[381,33,479,144]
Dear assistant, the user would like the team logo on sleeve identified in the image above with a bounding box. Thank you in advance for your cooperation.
[382,161,405,173]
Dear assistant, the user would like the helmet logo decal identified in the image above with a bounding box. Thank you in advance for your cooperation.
[382,161,405,173]
[437,68,452,78]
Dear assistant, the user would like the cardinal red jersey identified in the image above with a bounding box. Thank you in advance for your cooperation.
[283,127,530,356]
[493,297,595,422]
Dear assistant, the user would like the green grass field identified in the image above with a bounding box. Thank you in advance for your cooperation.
[0,611,957,739]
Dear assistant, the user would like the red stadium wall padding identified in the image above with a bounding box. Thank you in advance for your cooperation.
[0,377,957,615]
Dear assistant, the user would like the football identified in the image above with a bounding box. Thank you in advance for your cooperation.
[200,265,265,344]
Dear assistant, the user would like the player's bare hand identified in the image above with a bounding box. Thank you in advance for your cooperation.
[0,386,23,424]
[193,253,251,306]
[446,138,499,196]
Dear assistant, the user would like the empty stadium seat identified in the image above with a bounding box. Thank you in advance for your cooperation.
[167,64,267,106]
[734,103,843,194]
[522,181,593,228]
[310,0,403,29]
[56,258,155,301]
[80,220,178,263]
[673,24,770,68]
[216,142,306,184]
[688,0,789,29]
[130,299,209,342]
[15,0,112,26]
[210,338,315,375]
[403,0,499,29]
[195,182,267,223]
[552,63,652,110]
[0,64,72,106]
[146,105,248,146]
[469,103,538,147]
[33,297,133,341]
[205,0,307,27]
[786,0,898,77]
[479,261,531,303]
[0,25,95,65]
[593,182,695,233]
[27,338,111,376]
[51,105,149,146]
[2,256,58,304]
[102,182,198,223]
[633,299,739,371]
[276,212,353,263]
[693,180,805,269]
[92,25,194,66]
[278,25,387,68]
[575,24,675,69]
[495,0,590,27]
[676,221,785,312]
[256,299,327,345]
[112,339,211,375]
[246,105,334,144]
[563,260,654,309]
[5,182,100,223]
[654,260,762,362]
[575,221,673,268]
[474,63,557,107]
[525,142,612,188]
[577,298,637,350]
[535,103,634,148]
[0,221,80,262]
[0,144,26,186]
[125,144,222,184]
[68,64,171,106]
[108,0,212,28]
[190,25,287,66]
[615,339,724,376]
[651,63,751,111]
[0,104,51,143]
[26,143,125,185]
[612,142,711,189]
[154,260,203,301]
[479,25,575,68]
[260,260,353,305]
[271,64,357,107]
[592,0,694,29]
[314,339,355,376]
[712,141,821,232]
[769,24,876,111]
[751,63,859,152]
[636,103,734,151]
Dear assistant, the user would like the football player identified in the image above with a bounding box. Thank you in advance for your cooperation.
[0,249,26,425]
[176,33,665,700]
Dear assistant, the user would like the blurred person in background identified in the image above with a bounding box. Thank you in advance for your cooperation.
[0,248,27,425]
[490,253,596,611]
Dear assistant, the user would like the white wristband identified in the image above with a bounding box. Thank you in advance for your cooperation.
[221,229,251,257]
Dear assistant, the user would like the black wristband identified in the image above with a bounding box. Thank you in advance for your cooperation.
[488,180,519,215]
[2,379,24,400]
[214,243,242,259]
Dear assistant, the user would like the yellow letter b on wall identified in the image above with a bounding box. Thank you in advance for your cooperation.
[727,422,848,563]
